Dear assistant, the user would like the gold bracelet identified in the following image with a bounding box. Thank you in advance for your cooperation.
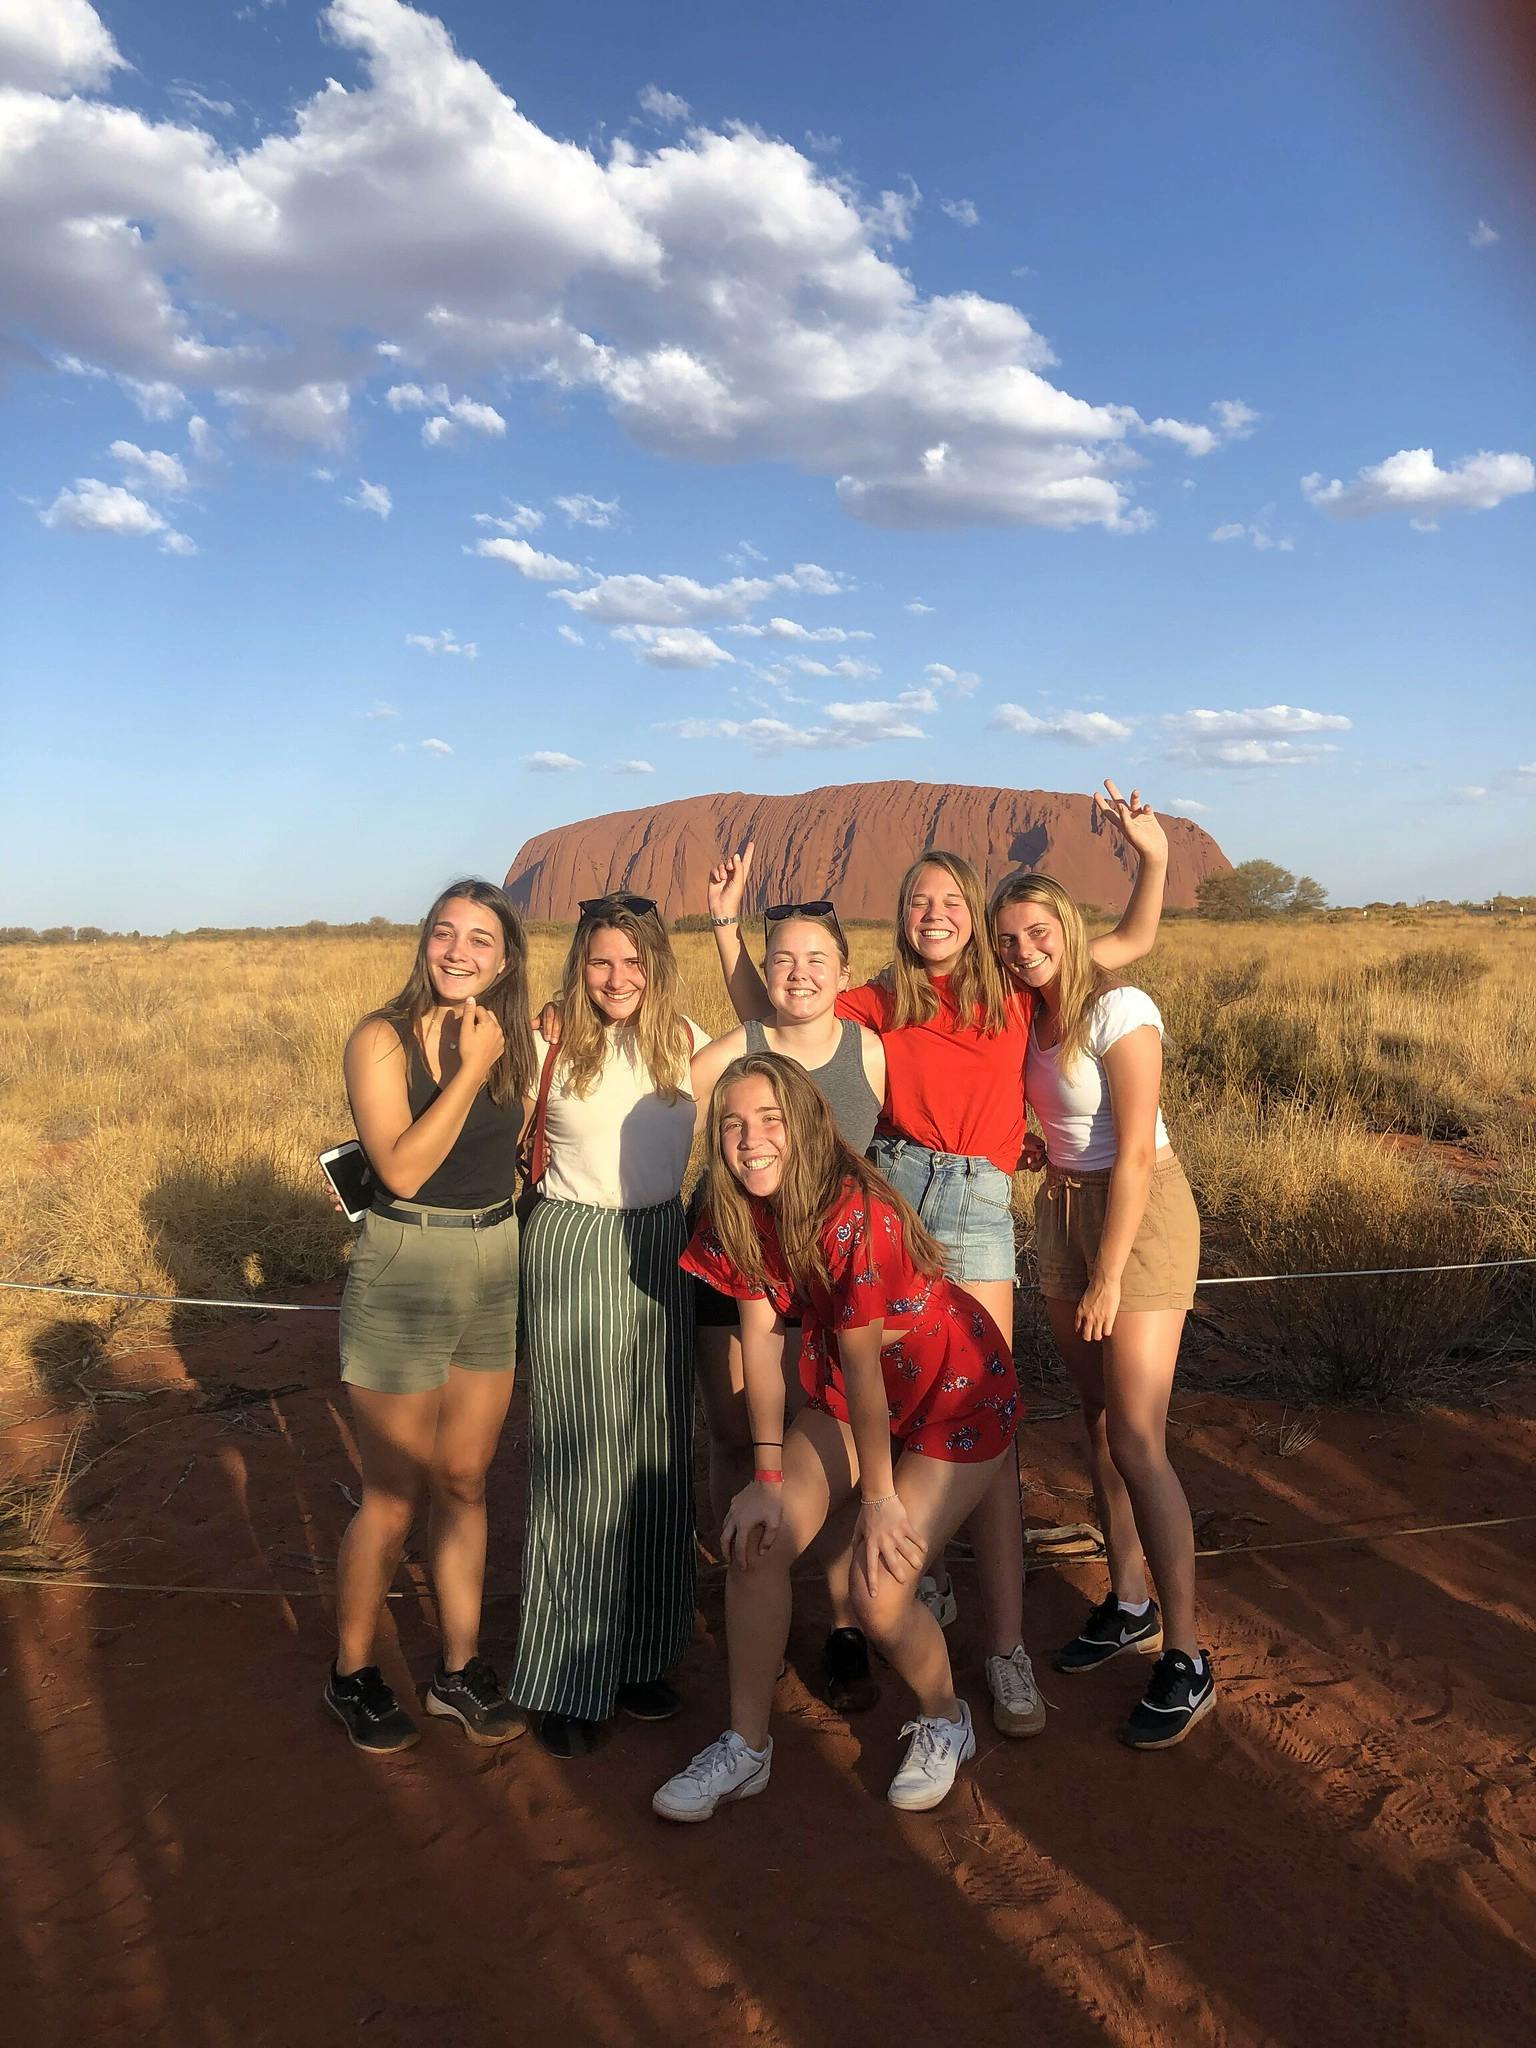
[859,1491,896,1508]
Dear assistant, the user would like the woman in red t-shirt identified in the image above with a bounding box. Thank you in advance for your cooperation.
[706,783,1168,1740]
[652,1052,1021,1821]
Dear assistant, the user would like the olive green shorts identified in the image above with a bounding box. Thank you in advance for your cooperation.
[339,1202,519,1394]
[1033,1156,1200,1311]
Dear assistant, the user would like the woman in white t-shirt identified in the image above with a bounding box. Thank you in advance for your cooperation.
[991,871,1215,1752]
[510,895,708,1757]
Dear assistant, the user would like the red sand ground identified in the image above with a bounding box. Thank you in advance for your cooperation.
[2,1302,1534,2048]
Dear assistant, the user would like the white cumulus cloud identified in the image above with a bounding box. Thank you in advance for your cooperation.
[475,505,543,535]
[1169,797,1210,814]
[0,0,123,93]
[638,84,690,124]
[1210,521,1294,551]
[614,624,735,669]
[475,537,582,580]
[924,662,979,696]
[109,440,189,494]
[1163,703,1350,769]
[406,629,478,658]
[940,198,979,227]
[1303,448,1534,520]
[668,687,934,753]
[0,1,1215,529]
[1469,219,1500,249]
[556,623,584,645]
[344,479,393,519]
[611,757,655,774]
[989,704,1134,745]
[731,617,873,643]
[904,599,934,615]
[1144,399,1259,459]
[556,493,620,528]
[420,737,453,755]
[39,475,193,553]
[527,749,583,771]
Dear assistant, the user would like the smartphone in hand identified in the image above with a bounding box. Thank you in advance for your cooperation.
[319,1140,377,1223]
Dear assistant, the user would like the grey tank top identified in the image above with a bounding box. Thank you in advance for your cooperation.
[744,1017,881,1154]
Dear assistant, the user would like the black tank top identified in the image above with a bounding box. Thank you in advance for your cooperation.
[379,1016,525,1209]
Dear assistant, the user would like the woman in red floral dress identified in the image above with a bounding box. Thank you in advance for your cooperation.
[652,1052,1022,1822]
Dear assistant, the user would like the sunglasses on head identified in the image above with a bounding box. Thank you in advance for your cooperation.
[578,893,660,922]
[764,898,845,940]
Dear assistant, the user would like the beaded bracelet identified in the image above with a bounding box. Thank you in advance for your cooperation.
[859,1491,896,1508]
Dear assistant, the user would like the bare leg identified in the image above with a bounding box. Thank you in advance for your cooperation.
[1101,1309,1197,1653]
[426,1365,517,1671]
[336,1386,438,1674]
[851,1446,1011,1719]
[725,1410,854,1750]
[960,1276,1025,1656]
[695,1326,753,1537]
[1045,1299,1149,1606]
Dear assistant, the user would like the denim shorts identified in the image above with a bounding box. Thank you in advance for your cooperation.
[867,1136,1018,1286]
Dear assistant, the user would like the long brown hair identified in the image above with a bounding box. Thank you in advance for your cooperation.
[374,878,536,1107]
[887,849,1011,1034]
[704,1052,947,1297]
[555,902,693,1100]
[988,871,1115,1075]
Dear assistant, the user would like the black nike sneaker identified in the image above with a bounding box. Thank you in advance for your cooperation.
[425,1656,529,1745]
[1052,1594,1163,1673]
[1119,1649,1216,1749]
[324,1663,420,1754]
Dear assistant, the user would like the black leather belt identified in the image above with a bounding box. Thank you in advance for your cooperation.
[370,1197,516,1231]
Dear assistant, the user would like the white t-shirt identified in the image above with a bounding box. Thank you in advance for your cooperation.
[1025,986,1169,1171]
[535,1017,710,1210]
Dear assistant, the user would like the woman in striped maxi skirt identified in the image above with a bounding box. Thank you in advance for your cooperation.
[511,895,709,1757]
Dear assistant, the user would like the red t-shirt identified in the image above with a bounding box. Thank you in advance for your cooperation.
[837,976,1033,1173]
[680,1179,1020,1463]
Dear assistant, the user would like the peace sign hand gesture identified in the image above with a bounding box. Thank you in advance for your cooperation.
[706,839,755,921]
[1094,779,1167,869]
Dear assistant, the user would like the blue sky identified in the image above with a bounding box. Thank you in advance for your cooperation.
[2,0,1532,928]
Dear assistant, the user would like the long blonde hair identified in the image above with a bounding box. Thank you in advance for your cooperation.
[373,878,535,1107]
[887,849,1011,1035]
[555,903,693,1100]
[704,1052,946,1297]
[989,871,1115,1074]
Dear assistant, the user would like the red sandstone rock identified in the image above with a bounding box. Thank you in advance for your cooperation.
[504,780,1229,922]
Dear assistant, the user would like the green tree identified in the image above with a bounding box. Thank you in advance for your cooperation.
[1285,875,1328,915]
[1197,860,1298,921]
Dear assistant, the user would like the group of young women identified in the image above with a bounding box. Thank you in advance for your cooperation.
[325,780,1214,1816]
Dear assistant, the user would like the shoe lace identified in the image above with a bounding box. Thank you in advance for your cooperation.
[991,1647,1040,1709]
[348,1666,399,1724]
[897,1717,945,1775]
[454,1656,503,1707]
[681,1734,742,1786]
[1145,1653,1189,1707]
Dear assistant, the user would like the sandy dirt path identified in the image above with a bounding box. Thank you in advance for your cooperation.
[2,1302,1533,2047]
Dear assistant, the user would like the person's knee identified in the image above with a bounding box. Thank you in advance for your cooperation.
[1105,1412,1165,1479]
[849,1573,911,1648]
[361,1482,421,1541]
[1079,1391,1107,1435]
[431,1461,489,1509]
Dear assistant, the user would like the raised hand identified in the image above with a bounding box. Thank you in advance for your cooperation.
[455,995,505,1080]
[706,839,755,921]
[1094,778,1167,868]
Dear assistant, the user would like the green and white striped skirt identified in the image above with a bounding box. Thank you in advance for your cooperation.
[510,1196,696,1720]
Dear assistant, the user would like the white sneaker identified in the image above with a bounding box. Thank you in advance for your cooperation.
[887,1699,975,1812]
[917,1571,958,1629]
[986,1643,1047,1738]
[652,1730,772,1824]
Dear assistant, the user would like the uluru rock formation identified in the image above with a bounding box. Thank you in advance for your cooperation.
[505,781,1229,922]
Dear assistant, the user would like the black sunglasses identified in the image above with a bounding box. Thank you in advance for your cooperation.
[578,893,660,921]
[764,899,845,943]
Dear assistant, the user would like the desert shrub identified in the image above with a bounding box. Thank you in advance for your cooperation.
[1383,948,1491,998]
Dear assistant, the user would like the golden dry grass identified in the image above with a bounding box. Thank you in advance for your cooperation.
[1,917,1531,1403]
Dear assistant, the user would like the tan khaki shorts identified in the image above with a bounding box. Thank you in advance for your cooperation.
[1033,1156,1200,1311]
[340,1202,519,1394]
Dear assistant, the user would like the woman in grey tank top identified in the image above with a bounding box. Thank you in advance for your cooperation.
[689,906,886,1714]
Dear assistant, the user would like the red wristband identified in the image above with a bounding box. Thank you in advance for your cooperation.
[753,1468,783,1484]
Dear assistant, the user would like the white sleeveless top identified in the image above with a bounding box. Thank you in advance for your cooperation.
[536,1018,710,1209]
[1026,987,1169,1171]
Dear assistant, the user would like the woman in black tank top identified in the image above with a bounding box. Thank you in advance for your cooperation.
[325,879,537,1757]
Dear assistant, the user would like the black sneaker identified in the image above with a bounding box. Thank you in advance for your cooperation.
[617,1679,684,1721]
[538,1712,603,1758]
[324,1663,420,1754]
[821,1627,880,1714]
[425,1656,529,1745]
[1119,1649,1216,1750]
[1052,1594,1163,1673]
